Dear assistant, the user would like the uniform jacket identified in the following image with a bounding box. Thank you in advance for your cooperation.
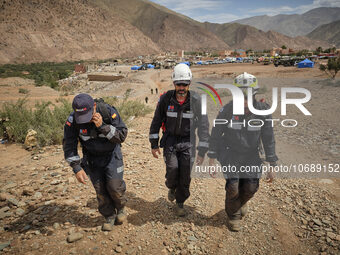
[149,90,209,157]
[208,100,278,162]
[63,104,128,173]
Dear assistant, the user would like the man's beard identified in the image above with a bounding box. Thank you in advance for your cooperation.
[176,90,187,97]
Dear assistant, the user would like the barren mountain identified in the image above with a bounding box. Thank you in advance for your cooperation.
[0,0,161,64]
[87,0,332,51]
[203,22,330,50]
[89,0,229,51]
[233,7,340,37]
[307,20,340,47]
[0,0,333,65]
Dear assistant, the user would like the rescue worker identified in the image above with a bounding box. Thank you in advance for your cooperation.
[63,93,128,231]
[208,72,278,231]
[149,63,209,216]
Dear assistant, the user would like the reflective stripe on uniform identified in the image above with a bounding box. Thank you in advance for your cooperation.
[166,112,178,117]
[228,123,242,130]
[98,134,106,138]
[198,141,209,148]
[247,126,261,131]
[79,135,91,141]
[66,155,81,163]
[106,125,116,140]
[117,165,124,173]
[183,113,194,119]
[149,133,159,139]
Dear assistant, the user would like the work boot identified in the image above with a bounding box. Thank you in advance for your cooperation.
[228,219,241,232]
[240,203,248,218]
[168,189,176,202]
[102,215,116,231]
[175,203,186,217]
[116,208,127,224]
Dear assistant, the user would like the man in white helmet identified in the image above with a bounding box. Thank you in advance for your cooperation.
[208,72,278,231]
[149,63,209,216]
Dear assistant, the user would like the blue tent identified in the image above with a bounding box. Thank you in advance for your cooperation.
[147,64,155,69]
[297,59,314,68]
[131,65,139,70]
[197,61,203,65]
[180,61,190,66]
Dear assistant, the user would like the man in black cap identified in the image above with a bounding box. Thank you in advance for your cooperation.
[63,93,128,231]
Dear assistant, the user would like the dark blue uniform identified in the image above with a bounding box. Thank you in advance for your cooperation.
[208,100,278,220]
[149,90,209,203]
[63,104,128,218]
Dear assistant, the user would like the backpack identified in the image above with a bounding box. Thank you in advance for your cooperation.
[94,98,112,125]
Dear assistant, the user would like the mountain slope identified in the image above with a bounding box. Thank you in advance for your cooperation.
[203,22,330,50]
[89,0,230,51]
[233,7,340,37]
[307,20,340,47]
[0,0,161,64]
[0,0,333,64]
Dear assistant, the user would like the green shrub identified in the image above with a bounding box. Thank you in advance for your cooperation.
[102,96,152,122]
[0,96,152,146]
[18,88,29,94]
[116,100,152,122]
[0,98,32,144]
[0,98,72,146]
[320,57,340,79]
[0,61,76,89]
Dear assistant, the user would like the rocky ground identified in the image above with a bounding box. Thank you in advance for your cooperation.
[0,63,339,254]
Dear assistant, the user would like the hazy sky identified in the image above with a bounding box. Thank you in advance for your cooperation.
[149,0,340,23]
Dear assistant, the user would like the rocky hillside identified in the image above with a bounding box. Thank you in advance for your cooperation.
[307,20,340,47]
[89,0,229,51]
[233,7,340,37]
[203,22,330,50]
[0,0,161,64]
[0,0,334,64]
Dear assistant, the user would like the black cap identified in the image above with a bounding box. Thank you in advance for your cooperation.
[72,93,94,124]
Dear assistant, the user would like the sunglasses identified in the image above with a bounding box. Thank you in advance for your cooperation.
[175,83,189,87]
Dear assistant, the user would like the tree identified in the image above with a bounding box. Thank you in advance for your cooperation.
[324,48,331,53]
[281,45,287,49]
[319,57,340,79]
[296,49,308,56]
[316,47,323,54]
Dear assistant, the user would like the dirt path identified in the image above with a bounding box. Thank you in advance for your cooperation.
[0,64,339,254]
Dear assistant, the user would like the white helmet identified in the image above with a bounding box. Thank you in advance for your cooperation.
[233,72,259,96]
[172,63,192,85]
